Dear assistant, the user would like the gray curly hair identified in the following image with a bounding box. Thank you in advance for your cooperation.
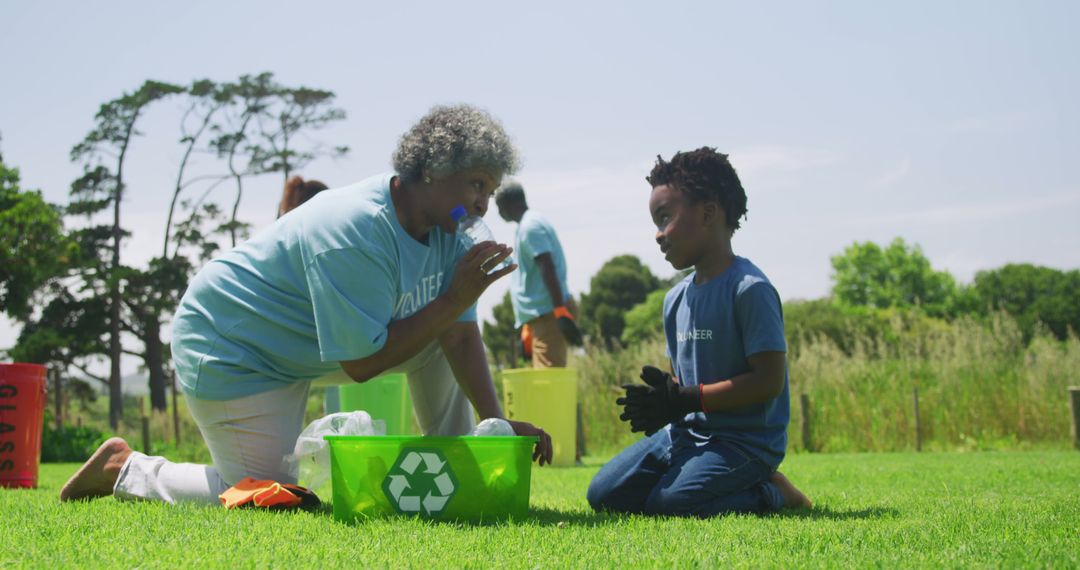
[392,104,521,183]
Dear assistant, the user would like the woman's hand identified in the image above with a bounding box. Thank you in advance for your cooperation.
[446,242,516,309]
[507,419,553,466]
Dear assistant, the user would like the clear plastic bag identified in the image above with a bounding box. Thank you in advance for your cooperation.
[282,411,386,496]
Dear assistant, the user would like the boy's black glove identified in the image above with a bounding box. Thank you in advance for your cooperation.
[616,365,701,436]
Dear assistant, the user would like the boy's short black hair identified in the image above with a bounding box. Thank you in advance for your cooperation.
[646,147,748,232]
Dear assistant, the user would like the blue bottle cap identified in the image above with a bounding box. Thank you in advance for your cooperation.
[450,205,467,222]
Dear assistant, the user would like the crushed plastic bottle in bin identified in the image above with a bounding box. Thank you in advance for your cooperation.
[282,411,385,497]
[470,418,515,436]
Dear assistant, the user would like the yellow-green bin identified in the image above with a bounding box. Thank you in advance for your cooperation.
[338,373,417,435]
[501,367,577,467]
[326,435,536,522]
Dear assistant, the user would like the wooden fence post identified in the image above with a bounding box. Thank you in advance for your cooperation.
[139,397,151,455]
[799,393,812,452]
[913,387,922,452]
[1069,387,1080,451]
[510,330,519,368]
[171,370,180,445]
[52,368,63,430]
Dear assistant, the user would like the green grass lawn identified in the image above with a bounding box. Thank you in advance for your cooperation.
[4,451,1079,568]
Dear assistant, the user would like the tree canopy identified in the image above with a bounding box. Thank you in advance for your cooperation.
[0,160,71,320]
[973,263,1080,341]
[830,238,962,318]
[579,255,662,345]
[620,288,667,346]
[7,73,349,424]
[481,292,520,369]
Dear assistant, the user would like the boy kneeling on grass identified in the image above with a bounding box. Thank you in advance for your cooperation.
[587,148,812,516]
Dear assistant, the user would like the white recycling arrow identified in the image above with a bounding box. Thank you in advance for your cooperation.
[400,451,422,475]
[422,492,449,514]
[399,495,421,512]
[387,475,410,500]
[420,452,446,474]
[434,472,455,496]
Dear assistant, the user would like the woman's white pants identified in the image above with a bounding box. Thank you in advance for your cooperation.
[114,342,475,504]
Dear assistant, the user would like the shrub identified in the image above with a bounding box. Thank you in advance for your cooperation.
[620,289,666,346]
[40,423,110,463]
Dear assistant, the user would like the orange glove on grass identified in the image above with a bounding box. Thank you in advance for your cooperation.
[219,477,320,510]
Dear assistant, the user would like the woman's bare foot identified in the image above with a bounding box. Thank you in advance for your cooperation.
[770,471,813,509]
[59,437,132,502]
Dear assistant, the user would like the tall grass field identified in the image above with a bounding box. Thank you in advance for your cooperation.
[37,310,1080,471]
[575,313,1080,456]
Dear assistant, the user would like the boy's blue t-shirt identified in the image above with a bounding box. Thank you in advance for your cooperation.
[663,256,790,468]
[510,209,570,327]
[172,172,476,400]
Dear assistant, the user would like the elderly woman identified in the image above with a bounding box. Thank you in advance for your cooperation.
[61,104,553,504]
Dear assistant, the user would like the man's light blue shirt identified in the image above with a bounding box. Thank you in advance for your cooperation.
[510,209,570,327]
[171,172,475,400]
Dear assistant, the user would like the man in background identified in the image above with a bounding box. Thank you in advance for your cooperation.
[496,180,585,463]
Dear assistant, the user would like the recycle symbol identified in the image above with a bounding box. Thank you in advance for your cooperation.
[383,448,457,516]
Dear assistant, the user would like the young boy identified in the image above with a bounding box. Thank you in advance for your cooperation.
[586,147,811,516]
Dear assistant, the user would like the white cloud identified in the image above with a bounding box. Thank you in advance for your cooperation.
[873,158,911,188]
[848,189,1080,228]
[729,145,840,178]
[941,111,1039,135]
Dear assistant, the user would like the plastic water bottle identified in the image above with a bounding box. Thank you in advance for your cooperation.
[451,205,511,273]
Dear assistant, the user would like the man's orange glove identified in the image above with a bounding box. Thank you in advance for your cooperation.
[520,324,534,359]
[219,477,321,509]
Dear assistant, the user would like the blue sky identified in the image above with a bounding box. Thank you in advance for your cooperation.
[2,1,1079,364]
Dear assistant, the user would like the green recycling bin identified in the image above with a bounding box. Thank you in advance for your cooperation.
[326,435,535,521]
[338,373,417,435]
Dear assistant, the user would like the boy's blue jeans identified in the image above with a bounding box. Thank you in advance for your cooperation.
[587,426,784,516]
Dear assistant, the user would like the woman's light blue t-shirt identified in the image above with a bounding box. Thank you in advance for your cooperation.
[663,256,790,468]
[172,172,475,400]
[510,209,570,327]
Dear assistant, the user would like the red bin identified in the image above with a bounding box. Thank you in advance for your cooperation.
[0,363,48,489]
